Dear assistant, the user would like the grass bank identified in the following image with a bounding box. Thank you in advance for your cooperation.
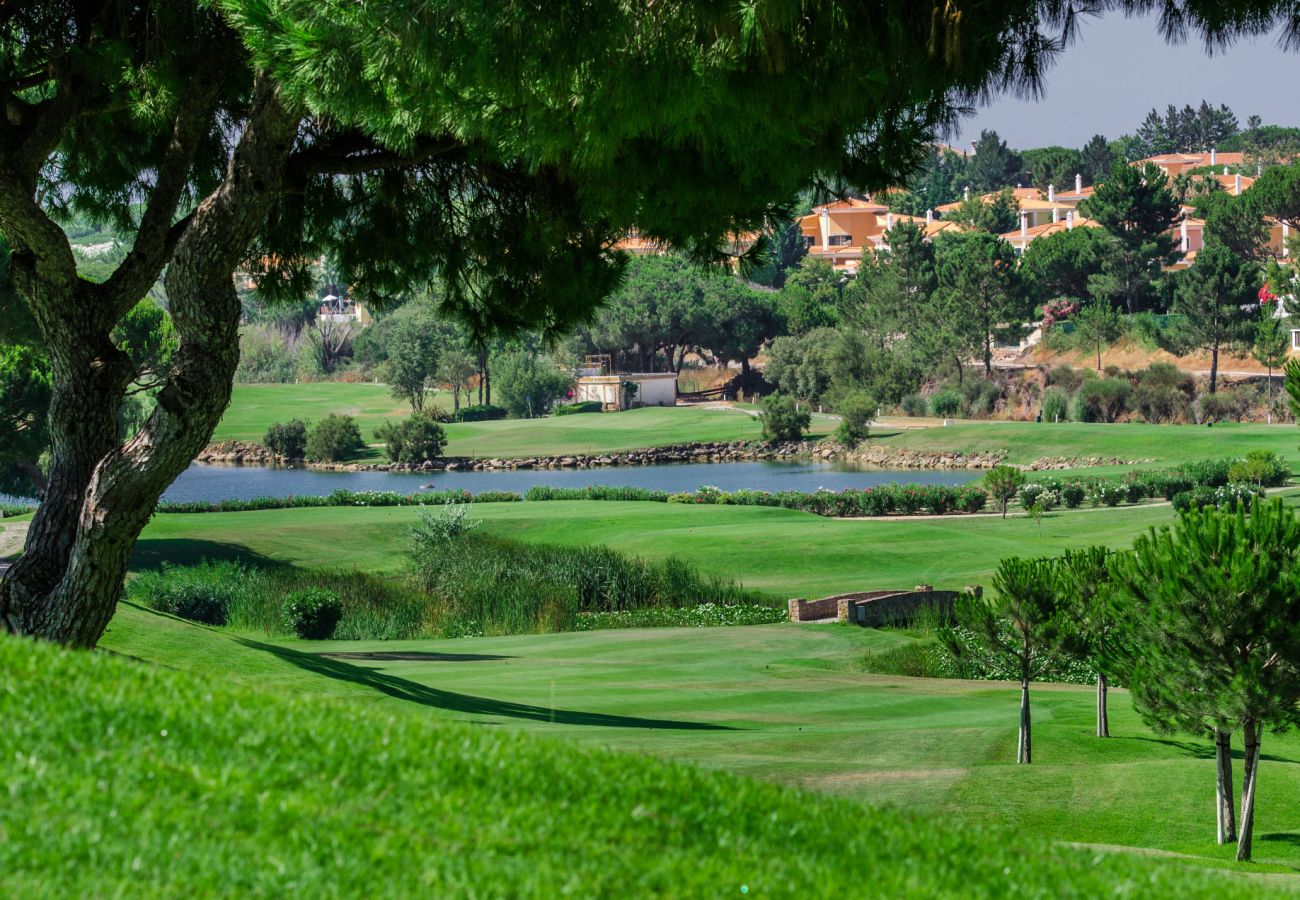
[873,418,1300,470]
[91,606,1300,883]
[130,497,1244,599]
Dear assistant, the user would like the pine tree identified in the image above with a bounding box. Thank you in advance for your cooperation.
[1253,310,1288,415]
[943,556,1066,764]
[1170,244,1259,393]
[1058,547,1119,737]
[1082,162,1181,314]
[934,231,1027,378]
[968,130,1024,192]
[1112,498,1300,861]
[4,2,1105,647]
[1079,134,1115,185]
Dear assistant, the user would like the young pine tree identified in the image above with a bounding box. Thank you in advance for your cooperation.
[1112,498,1300,860]
[1058,547,1120,737]
[943,556,1065,764]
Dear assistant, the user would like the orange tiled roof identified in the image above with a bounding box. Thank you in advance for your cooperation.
[999,216,1101,244]
[811,197,889,214]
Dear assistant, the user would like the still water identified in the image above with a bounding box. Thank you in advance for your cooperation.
[161,460,978,503]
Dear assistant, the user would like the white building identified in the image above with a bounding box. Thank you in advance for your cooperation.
[574,372,678,411]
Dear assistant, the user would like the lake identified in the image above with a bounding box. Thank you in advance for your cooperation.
[161,460,979,503]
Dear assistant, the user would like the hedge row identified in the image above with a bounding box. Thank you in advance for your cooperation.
[529,483,989,517]
[156,488,522,514]
[1024,453,1289,510]
[154,483,988,518]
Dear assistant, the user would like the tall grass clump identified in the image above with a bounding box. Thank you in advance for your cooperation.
[408,506,768,637]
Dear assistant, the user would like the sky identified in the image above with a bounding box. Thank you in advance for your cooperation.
[955,12,1296,150]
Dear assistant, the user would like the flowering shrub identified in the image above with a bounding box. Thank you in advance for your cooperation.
[282,588,343,640]
[1059,483,1086,509]
[1041,298,1079,328]
[1093,484,1127,507]
[575,602,786,631]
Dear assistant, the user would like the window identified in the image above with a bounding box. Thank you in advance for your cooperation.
[828,233,852,247]
[1292,330,1300,351]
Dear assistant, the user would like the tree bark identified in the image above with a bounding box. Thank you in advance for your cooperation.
[1208,344,1219,394]
[1237,720,1260,862]
[1215,727,1237,845]
[1095,672,1109,738]
[0,78,298,647]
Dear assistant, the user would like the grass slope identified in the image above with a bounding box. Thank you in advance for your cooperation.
[90,607,1300,884]
[5,628,1250,896]
[872,419,1300,469]
[134,498,1216,598]
[213,382,422,443]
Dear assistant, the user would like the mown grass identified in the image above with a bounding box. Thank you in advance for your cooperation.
[873,418,1300,470]
[93,606,1300,882]
[132,497,1249,599]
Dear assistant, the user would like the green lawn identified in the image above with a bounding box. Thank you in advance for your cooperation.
[873,418,1300,469]
[215,384,804,457]
[133,497,1219,598]
[89,604,1300,885]
[213,382,421,442]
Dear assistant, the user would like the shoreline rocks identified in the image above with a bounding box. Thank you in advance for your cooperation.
[195,439,1147,474]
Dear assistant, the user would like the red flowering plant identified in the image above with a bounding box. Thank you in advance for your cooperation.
[1259,284,1278,304]
[1041,298,1079,328]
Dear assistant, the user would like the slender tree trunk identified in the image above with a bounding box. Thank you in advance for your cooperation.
[1209,344,1219,394]
[1017,669,1032,764]
[983,331,993,378]
[17,461,48,496]
[1215,727,1237,845]
[1095,339,1102,372]
[954,354,964,388]
[1237,719,1260,862]
[1095,672,1109,737]
[483,358,491,406]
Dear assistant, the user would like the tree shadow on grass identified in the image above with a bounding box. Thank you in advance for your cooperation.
[1130,735,1297,765]
[131,538,291,571]
[321,651,513,662]
[238,638,732,731]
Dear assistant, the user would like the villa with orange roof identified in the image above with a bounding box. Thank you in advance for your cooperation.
[1138,149,1246,177]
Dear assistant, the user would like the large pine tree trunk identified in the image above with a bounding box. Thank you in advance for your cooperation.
[1095,673,1109,738]
[1237,720,1261,862]
[1215,727,1237,844]
[1208,344,1220,394]
[1017,675,1032,764]
[0,79,297,648]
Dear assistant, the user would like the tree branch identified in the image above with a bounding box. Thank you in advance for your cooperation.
[96,29,236,314]
[285,132,462,190]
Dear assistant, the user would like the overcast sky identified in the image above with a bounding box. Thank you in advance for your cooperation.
[954,12,1296,150]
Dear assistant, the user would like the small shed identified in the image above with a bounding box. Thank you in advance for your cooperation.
[574,372,678,411]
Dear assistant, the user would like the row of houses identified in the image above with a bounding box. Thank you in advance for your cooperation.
[795,149,1294,274]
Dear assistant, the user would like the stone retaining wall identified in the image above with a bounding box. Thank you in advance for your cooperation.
[196,438,1144,474]
[789,586,983,627]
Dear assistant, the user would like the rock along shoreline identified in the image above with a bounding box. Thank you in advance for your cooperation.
[195,439,1143,474]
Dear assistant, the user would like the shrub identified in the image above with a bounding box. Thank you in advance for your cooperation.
[131,561,268,626]
[234,325,298,384]
[1172,487,1217,513]
[983,465,1025,518]
[282,588,343,640]
[1094,483,1126,507]
[553,401,603,416]
[1060,482,1086,509]
[1132,384,1187,423]
[929,389,962,418]
[834,390,875,448]
[900,394,927,417]
[1228,450,1290,488]
[1070,377,1130,423]
[955,486,988,513]
[575,603,786,631]
[759,394,811,442]
[374,412,447,464]
[305,414,365,462]
[263,419,308,458]
[1194,392,1232,423]
[1046,365,1083,392]
[1123,481,1146,504]
[451,404,508,422]
[493,350,574,418]
[1018,484,1057,511]
[1183,458,1233,488]
[961,380,1000,418]
[1039,387,1069,424]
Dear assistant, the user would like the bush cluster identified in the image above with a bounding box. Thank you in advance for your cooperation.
[553,401,603,416]
[263,419,308,458]
[451,404,508,422]
[157,488,520,514]
[305,414,366,463]
[574,603,787,631]
[528,482,986,516]
[374,411,447,464]
[0,502,36,518]
[281,588,344,639]
[759,393,811,442]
